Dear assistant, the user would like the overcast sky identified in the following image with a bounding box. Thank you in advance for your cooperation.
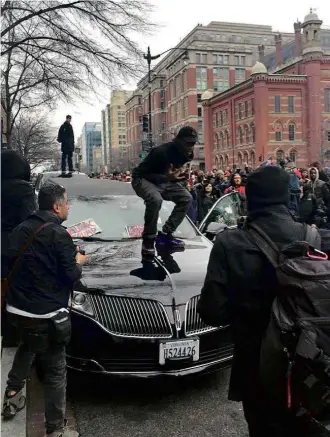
[53,0,329,137]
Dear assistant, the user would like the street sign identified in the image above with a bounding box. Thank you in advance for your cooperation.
[139,151,147,159]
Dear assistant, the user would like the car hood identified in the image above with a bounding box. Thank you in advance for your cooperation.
[76,236,211,306]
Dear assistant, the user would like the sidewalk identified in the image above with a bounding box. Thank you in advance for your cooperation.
[1,347,78,437]
[1,347,26,437]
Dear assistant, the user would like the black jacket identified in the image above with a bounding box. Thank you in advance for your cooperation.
[6,210,82,315]
[132,141,193,185]
[197,205,321,401]
[1,150,37,278]
[57,121,74,152]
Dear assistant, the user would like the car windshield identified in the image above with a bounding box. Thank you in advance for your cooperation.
[63,195,198,240]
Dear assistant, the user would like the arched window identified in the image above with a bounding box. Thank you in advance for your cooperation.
[251,123,256,142]
[250,151,255,168]
[220,132,224,149]
[305,31,308,42]
[245,125,249,143]
[314,30,317,40]
[288,123,295,141]
[220,156,224,169]
[225,130,229,147]
[239,127,243,145]
[289,150,297,163]
[276,150,284,163]
[215,156,219,168]
[238,153,243,167]
[214,133,219,150]
[225,155,229,168]
[243,151,249,165]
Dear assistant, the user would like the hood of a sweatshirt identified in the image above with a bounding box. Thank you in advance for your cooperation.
[308,167,319,182]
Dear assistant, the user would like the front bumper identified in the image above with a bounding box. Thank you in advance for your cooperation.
[66,353,233,378]
[67,311,233,378]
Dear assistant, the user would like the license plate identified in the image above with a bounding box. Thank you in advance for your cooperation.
[159,339,200,365]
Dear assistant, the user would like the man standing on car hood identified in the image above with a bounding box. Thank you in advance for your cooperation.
[132,126,197,257]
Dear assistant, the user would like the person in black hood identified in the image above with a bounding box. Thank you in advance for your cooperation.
[132,126,197,257]
[1,150,36,282]
[57,115,74,176]
[1,150,36,345]
[197,166,321,437]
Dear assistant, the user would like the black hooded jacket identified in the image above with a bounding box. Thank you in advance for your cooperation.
[197,205,321,401]
[132,140,193,185]
[1,151,36,278]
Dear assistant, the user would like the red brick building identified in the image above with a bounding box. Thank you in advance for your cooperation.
[202,10,330,171]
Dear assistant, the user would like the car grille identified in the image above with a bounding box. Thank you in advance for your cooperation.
[185,295,222,336]
[90,295,173,339]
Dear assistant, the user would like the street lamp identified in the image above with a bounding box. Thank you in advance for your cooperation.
[143,46,189,149]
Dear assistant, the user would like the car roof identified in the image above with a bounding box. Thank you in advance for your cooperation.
[45,176,135,197]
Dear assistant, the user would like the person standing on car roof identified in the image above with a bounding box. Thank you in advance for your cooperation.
[57,115,74,177]
[132,126,197,257]
[2,184,87,437]
[197,166,321,437]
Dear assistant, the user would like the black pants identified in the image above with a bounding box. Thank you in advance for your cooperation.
[61,151,73,172]
[132,178,192,239]
[5,314,68,435]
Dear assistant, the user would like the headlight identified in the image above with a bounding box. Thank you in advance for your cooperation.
[70,291,94,316]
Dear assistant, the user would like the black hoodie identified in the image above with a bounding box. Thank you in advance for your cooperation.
[1,151,36,277]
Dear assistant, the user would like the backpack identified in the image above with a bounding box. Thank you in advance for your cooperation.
[247,223,330,428]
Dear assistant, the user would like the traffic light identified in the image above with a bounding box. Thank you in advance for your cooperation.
[142,115,149,132]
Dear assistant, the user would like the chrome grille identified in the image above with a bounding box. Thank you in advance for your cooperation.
[185,295,222,336]
[90,295,173,339]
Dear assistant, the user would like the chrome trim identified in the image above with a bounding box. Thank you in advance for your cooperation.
[184,295,228,336]
[66,355,233,376]
[89,295,173,339]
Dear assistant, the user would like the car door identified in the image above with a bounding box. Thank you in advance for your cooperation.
[198,192,245,238]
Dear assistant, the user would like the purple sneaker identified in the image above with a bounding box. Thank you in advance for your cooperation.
[155,232,185,250]
[142,239,155,257]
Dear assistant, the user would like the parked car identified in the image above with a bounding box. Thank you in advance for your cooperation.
[44,176,233,377]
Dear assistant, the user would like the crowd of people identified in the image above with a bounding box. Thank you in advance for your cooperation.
[89,158,330,229]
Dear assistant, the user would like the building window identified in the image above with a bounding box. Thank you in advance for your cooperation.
[289,123,295,141]
[325,88,330,112]
[240,56,246,66]
[277,150,284,162]
[197,94,202,103]
[251,99,254,115]
[225,130,229,147]
[202,53,207,64]
[196,66,208,91]
[289,150,297,163]
[225,155,228,167]
[327,130,330,141]
[275,131,282,141]
[223,55,229,65]
[239,127,243,144]
[215,133,219,149]
[238,153,243,167]
[244,101,248,117]
[220,132,224,148]
[184,97,188,117]
[213,68,229,92]
[288,96,295,113]
[245,125,249,143]
[251,124,255,142]
[243,152,249,164]
[275,96,281,113]
[196,53,201,64]
[161,101,165,110]
[234,55,239,66]
[239,104,243,119]
[235,68,245,84]
[198,107,202,117]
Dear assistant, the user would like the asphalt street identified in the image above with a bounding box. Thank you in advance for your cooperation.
[67,367,248,437]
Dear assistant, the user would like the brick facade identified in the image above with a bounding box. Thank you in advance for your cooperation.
[202,12,330,171]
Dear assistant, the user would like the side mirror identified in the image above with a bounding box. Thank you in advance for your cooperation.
[205,221,228,235]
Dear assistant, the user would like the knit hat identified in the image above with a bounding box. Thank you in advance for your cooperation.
[246,166,290,212]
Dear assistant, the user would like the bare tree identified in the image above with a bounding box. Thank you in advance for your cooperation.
[1,0,155,147]
[11,112,58,169]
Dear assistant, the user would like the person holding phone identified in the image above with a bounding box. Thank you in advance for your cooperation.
[132,126,197,257]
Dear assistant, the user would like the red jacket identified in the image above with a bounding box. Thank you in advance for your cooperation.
[224,185,246,195]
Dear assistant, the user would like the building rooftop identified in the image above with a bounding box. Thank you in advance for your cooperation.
[251,61,267,75]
